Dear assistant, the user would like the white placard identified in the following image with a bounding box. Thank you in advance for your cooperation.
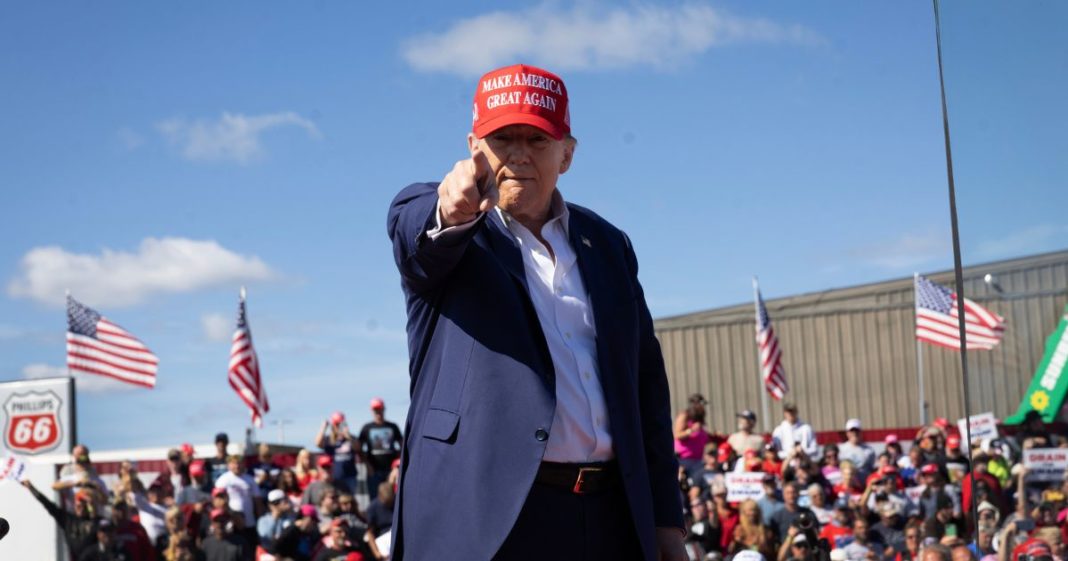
[0,455,27,484]
[376,530,392,560]
[956,413,999,445]
[1023,448,1068,482]
[726,472,766,502]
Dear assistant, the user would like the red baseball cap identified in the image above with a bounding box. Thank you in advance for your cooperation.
[330,411,345,425]
[211,487,228,498]
[370,398,385,410]
[472,64,570,140]
[180,443,195,456]
[920,463,939,475]
[946,435,961,449]
[317,455,334,468]
[189,460,206,477]
[884,434,899,444]
[934,417,950,429]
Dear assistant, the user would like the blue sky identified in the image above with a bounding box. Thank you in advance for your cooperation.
[1,1,1065,451]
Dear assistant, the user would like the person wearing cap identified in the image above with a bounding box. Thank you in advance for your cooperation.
[356,398,403,501]
[944,435,971,482]
[313,518,366,561]
[871,500,907,557]
[838,419,876,481]
[301,454,338,508]
[770,482,817,543]
[271,504,322,559]
[203,432,231,492]
[730,409,766,456]
[22,478,99,559]
[773,403,819,462]
[316,411,359,494]
[919,466,962,521]
[783,532,814,561]
[959,454,1003,529]
[176,459,211,506]
[387,63,685,560]
[108,499,156,561]
[841,516,886,561]
[76,519,127,561]
[203,506,249,561]
[257,488,295,550]
[151,447,187,503]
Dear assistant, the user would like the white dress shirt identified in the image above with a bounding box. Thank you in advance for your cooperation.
[428,191,614,462]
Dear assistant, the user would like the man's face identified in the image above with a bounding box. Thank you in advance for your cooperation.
[468,124,574,223]
[784,409,797,424]
[321,492,338,514]
[847,428,861,443]
[853,519,869,541]
[905,529,921,551]
[372,407,385,421]
[73,445,89,464]
[216,440,227,456]
[783,485,798,507]
[737,417,753,432]
[228,459,241,475]
[330,525,347,545]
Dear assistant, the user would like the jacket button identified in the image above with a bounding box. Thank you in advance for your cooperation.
[534,429,548,442]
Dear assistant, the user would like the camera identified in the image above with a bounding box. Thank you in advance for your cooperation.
[793,512,830,561]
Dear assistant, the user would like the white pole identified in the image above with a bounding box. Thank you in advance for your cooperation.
[914,273,927,426]
[753,277,772,433]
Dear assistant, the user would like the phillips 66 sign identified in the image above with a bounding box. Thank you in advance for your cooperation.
[0,377,74,456]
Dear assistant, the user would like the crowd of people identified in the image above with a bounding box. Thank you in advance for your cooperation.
[22,398,404,561]
[20,390,1068,561]
[673,395,1067,561]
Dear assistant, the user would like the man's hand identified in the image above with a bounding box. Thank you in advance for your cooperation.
[655,527,686,561]
[437,148,498,228]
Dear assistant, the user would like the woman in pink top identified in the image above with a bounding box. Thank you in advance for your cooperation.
[674,393,712,477]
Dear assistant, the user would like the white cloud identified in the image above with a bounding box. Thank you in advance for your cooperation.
[401,4,824,76]
[157,111,321,164]
[852,230,951,270]
[976,224,1068,259]
[201,313,232,342]
[7,237,275,308]
[22,363,136,394]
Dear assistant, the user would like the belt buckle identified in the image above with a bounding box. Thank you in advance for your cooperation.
[572,466,603,494]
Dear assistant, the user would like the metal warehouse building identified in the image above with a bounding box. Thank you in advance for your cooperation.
[654,249,1068,435]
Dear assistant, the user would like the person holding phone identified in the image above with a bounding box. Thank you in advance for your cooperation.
[315,411,358,494]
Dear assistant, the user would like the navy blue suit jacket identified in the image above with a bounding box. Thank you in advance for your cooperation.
[386,182,683,560]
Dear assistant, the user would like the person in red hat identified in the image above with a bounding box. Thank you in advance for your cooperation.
[315,410,359,494]
[356,397,403,502]
[387,63,686,560]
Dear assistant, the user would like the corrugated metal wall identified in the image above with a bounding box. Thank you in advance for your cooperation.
[654,250,1068,434]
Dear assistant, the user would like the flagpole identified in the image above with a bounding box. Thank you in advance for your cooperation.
[932,0,980,535]
[914,273,927,426]
[753,277,771,433]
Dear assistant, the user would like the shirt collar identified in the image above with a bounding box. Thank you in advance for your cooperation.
[494,189,570,239]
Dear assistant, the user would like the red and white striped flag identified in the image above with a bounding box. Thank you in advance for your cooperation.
[67,295,158,388]
[229,287,268,426]
[753,279,788,400]
[915,275,1005,350]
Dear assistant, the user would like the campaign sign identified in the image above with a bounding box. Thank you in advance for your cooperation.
[0,456,27,484]
[1023,448,1068,482]
[0,377,73,456]
[726,472,766,502]
[956,412,999,445]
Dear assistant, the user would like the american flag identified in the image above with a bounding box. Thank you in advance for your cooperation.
[229,288,268,427]
[754,281,788,400]
[67,295,158,388]
[915,275,1005,350]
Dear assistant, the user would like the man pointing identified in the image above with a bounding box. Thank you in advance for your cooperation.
[387,63,686,560]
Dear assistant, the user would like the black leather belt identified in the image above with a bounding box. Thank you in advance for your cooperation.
[535,461,622,494]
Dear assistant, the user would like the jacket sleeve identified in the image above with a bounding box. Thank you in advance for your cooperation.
[386,182,486,295]
[27,484,69,528]
[625,232,685,531]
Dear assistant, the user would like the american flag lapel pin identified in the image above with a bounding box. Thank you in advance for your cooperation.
[581,236,592,248]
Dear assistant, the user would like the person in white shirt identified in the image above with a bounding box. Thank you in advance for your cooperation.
[214,454,262,527]
[772,402,819,461]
